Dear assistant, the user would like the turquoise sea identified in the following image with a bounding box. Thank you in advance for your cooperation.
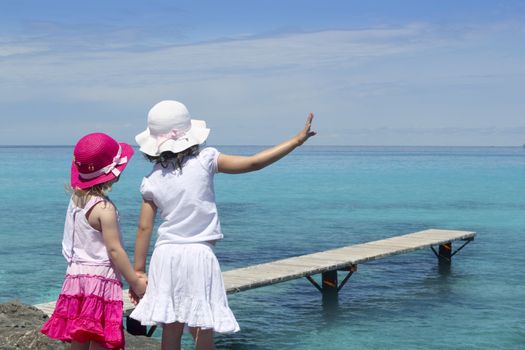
[0,146,524,349]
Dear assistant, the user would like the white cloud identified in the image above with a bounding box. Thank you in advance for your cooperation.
[0,24,436,88]
[0,34,49,57]
[0,21,523,145]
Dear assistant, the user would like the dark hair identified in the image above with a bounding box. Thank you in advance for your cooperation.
[144,145,200,170]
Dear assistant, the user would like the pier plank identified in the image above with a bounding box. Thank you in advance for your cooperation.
[34,229,475,315]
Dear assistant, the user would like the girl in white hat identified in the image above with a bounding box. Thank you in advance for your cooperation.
[130,100,316,350]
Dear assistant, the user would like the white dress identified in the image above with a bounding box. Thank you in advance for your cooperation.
[130,148,240,333]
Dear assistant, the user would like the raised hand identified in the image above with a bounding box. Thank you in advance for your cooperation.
[218,112,317,174]
[296,113,317,145]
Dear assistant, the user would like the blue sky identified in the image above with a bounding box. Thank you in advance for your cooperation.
[1,0,524,146]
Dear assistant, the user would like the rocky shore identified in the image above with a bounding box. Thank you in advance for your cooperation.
[0,301,159,349]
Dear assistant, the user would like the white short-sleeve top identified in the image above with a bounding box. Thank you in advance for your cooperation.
[141,147,224,246]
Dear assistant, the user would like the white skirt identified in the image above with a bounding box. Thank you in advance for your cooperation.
[130,242,240,333]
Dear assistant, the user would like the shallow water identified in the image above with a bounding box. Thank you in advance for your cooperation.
[1,146,524,349]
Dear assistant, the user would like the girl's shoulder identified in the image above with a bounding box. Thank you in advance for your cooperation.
[199,146,219,155]
[84,196,115,216]
[196,147,220,174]
[68,195,116,224]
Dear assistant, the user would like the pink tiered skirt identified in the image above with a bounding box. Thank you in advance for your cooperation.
[41,263,124,349]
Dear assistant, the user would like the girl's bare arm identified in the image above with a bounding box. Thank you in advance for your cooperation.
[97,203,147,297]
[134,199,157,275]
[218,113,316,174]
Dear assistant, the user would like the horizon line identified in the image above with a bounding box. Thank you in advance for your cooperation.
[0,144,522,148]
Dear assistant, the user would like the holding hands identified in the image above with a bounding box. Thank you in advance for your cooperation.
[129,272,147,305]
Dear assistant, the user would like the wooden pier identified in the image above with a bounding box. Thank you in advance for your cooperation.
[34,228,475,316]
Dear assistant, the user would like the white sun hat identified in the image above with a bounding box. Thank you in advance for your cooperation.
[135,100,210,156]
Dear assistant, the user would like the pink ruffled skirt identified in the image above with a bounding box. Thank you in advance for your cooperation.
[41,263,124,349]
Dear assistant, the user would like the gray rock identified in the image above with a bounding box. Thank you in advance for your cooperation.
[0,301,159,349]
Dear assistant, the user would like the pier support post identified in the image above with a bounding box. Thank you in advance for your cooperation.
[306,265,356,295]
[321,270,339,311]
[431,238,473,265]
[322,270,338,295]
[438,242,452,263]
[431,241,452,263]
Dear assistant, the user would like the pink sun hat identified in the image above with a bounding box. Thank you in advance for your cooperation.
[70,133,134,190]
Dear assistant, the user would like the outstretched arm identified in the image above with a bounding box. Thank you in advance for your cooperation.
[218,113,316,174]
[134,199,157,275]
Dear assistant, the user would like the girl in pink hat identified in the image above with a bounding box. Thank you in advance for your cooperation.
[41,133,147,350]
[130,100,316,350]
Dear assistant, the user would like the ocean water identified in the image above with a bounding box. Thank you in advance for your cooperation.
[0,146,524,349]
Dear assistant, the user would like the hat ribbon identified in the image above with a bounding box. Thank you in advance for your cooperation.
[156,127,190,148]
[78,145,128,180]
